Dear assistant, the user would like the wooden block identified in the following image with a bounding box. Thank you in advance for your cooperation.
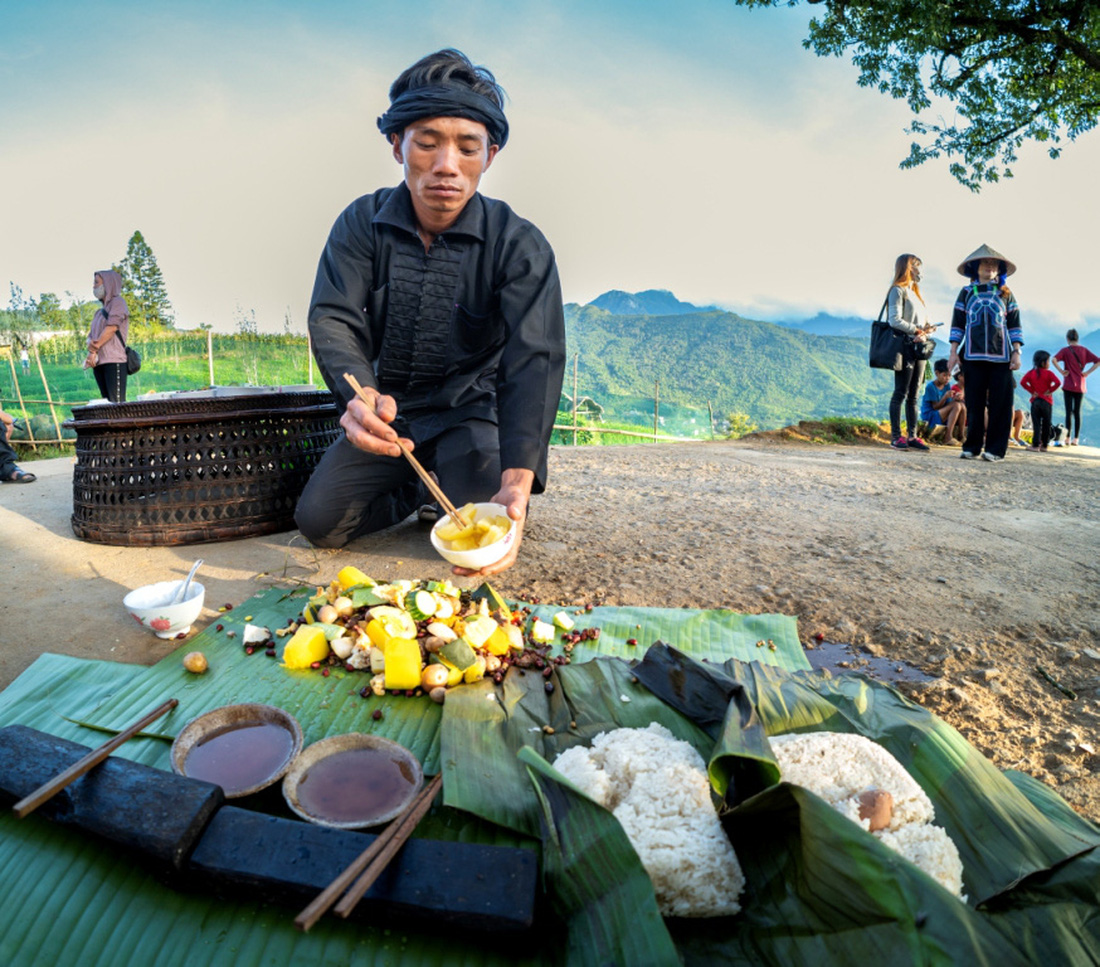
[187,805,538,932]
[0,724,223,869]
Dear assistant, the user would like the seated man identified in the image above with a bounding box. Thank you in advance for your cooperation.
[295,49,566,576]
[1,409,35,483]
[921,359,966,445]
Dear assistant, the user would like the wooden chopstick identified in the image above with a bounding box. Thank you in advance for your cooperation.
[342,373,467,530]
[334,772,443,918]
[12,698,179,819]
[294,772,443,931]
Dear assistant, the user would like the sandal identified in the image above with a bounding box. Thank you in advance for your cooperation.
[417,504,439,525]
[3,468,36,484]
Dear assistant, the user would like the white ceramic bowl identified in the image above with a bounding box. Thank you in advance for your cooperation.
[123,580,206,638]
[430,501,515,570]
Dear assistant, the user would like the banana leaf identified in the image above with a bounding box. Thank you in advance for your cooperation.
[519,746,680,967]
[513,721,1023,966]
[683,783,1026,966]
[79,588,806,761]
[633,646,1100,905]
[0,594,804,967]
[7,602,1097,965]
[442,657,717,837]
[442,653,777,838]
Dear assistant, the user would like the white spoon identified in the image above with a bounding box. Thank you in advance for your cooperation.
[171,559,204,605]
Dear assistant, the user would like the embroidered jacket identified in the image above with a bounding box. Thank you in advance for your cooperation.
[950,283,1022,363]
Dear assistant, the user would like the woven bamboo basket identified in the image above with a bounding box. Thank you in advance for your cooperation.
[66,390,340,545]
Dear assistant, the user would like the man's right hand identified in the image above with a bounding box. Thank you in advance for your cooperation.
[340,390,413,458]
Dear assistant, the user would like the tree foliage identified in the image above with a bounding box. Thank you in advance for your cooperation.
[734,1,1100,189]
[116,230,174,329]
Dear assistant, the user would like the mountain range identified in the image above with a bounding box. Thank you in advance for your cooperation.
[565,291,1099,432]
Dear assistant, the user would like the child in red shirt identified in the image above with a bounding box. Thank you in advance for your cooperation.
[1020,350,1062,451]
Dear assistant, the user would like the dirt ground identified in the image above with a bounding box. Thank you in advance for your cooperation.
[2,433,1099,819]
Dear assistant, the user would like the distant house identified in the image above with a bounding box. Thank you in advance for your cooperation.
[559,393,604,421]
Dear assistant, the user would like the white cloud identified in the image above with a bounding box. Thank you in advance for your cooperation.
[2,0,1099,339]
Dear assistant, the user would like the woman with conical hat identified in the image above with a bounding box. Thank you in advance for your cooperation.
[946,244,1023,462]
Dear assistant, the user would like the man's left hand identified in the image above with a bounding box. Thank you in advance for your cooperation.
[451,468,534,578]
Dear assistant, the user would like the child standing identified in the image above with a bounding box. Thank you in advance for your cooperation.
[1020,351,1062,451]
[1052,329,1100,445]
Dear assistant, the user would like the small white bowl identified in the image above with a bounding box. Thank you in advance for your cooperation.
[430,501,515,570]
[124,580,206,638]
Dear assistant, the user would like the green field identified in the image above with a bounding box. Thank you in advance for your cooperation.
[4,331,682,457]
[3,332,317,449]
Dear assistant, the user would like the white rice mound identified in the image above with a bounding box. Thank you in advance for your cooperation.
[771,731,966,899]
[552,722,744,917]
[876,823,966,898]
[770,731,934,831]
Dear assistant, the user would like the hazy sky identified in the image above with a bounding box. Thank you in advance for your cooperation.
[3,0,1099,337]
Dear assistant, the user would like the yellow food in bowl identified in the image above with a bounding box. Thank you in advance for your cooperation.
[435,503,512,550]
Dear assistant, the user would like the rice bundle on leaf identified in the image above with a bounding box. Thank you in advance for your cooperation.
[553,722,745,917]
[770,731,965,898]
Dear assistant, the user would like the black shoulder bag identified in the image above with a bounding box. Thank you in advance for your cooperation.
[116,330,141,375]
[869,297,906,370]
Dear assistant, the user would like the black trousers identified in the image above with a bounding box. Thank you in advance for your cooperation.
[1031,398,1053,447]
[93,363,127,402]
[889,359,925,440]
[1063,390,1083,438]
[0,430,18,478]
[294,418,501,548]
[962,360,1014,458]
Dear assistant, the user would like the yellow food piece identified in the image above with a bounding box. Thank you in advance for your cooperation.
[484,625,513,657]
[384,638,423,691]
[438,508,512,550]
[463,655,488,684]
[530,618,556,644]
[436,656,465,687]
[435,503,477,541]
[367,606,418,639]
[283,624,330,669]
[462,614,498,649]
[182,652,208,674]
[478,523,507,546]
[336,566,373,590]
[501,623,525,651]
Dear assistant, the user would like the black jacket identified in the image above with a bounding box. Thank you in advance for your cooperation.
[308,182,566,492]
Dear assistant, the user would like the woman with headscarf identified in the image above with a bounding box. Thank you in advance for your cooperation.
[947,244,1024,462]
[84,269,130,402]
[885,253,935,451]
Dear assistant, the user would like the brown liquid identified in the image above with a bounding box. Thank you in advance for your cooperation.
[184,721,295,794]
[296,747,418,825]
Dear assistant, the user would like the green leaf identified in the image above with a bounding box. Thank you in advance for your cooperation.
[442,657,716,837]
[519,745,680,967]
[635,646,1100,904]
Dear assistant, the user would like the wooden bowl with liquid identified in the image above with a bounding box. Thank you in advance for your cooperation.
[170,703,303,798]
[282,733,424,829]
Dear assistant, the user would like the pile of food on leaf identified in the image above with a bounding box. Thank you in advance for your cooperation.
[248,568,969,918]
[276,568,588,702]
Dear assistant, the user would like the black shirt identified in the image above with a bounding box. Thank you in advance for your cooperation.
[308,183,565,492]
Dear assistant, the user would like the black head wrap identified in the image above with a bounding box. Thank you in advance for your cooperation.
[377,84,509,149]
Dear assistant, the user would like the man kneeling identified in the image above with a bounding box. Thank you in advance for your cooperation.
[295,49,565,576]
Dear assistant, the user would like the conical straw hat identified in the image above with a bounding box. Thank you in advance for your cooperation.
[957,243,1017,277]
